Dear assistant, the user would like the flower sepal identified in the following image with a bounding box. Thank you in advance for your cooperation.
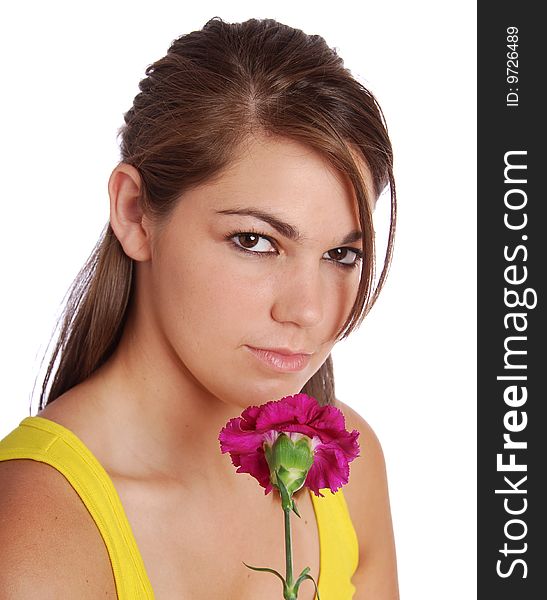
[264,432,315,506]
[276,472,303,517]
[276,473,293,512]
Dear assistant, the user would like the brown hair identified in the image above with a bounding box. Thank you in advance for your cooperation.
[36,16,396,411]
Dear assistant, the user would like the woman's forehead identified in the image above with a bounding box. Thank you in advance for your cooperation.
[192,134,372,218]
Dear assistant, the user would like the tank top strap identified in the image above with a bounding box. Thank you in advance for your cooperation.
[309,487,359,599]
[0,416,155,599]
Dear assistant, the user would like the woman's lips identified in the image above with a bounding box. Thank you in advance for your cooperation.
[246,346,312,373]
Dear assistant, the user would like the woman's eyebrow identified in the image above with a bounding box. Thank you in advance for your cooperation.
[215,207,363,245]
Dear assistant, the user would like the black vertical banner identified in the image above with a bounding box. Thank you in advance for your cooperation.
[478,2,546,598]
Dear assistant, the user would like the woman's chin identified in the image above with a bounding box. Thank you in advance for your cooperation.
[224,383,307,411]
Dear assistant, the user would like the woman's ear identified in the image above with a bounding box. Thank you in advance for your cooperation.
[108,163,152,262]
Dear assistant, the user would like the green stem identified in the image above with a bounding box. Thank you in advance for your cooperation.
[284,506,293,590]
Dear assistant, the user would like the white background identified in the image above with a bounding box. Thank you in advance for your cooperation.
[0,1,476,598]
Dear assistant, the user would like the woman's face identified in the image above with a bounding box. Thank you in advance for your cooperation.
[146,135,370,408]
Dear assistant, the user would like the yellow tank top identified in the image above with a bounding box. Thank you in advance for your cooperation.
[0,416,358,599]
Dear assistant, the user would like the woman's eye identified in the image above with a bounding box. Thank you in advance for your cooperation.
[231,233,276,253]
[229,232,362,268]
[324,247,362,266]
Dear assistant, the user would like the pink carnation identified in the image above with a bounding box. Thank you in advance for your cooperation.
[218,393,360,497]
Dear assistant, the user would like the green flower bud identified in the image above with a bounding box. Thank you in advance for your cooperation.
[264,432,315,497]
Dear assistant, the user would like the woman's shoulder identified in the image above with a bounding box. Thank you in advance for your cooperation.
[0,455,116,596]
[332,398,390,523]
[334,398,400,598]
[334,396,391,510]
[334,398,386,473]
[35,386,117,472]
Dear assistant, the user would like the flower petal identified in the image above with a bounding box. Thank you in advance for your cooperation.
[218,417,265,454]
[234,449,273,493]
[306,444,351,495]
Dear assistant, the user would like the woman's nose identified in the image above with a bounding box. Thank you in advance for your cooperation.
[270,262,324,328]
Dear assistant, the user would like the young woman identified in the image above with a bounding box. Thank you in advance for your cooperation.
[0,17,398,599]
